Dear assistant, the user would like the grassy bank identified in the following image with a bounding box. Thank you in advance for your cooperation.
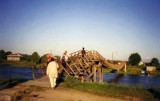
[102,66,160,76]
[0,61,33,67]
[63,76,160,101]
[0,61,47,68]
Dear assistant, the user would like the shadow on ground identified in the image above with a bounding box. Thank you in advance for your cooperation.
[0,79,28,90]
[148,89,160,100]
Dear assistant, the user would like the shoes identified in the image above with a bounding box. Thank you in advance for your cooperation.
[51,87,56,90]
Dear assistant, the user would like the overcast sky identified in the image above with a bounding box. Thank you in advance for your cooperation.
[0,0,160,61]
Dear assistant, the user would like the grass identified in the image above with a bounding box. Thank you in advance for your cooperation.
[63,76,160,101]
[0,60,47,68]
[103,66,160,76]
[0,61,33,67]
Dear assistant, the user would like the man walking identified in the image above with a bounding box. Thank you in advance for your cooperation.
[46,57,59,89]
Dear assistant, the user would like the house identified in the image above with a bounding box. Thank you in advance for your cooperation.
[7,54,22,61]
[146,66,156,72]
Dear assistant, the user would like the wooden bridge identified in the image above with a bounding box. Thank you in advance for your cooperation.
[33,50,126,83]
[57,50,126,83]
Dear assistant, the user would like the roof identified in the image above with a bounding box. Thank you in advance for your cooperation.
[7,54,22,57]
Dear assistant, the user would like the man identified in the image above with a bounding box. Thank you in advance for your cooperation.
[46,57,59,89]
[81,47,86,66]
[61,51,69,68]
[81,47,86,58]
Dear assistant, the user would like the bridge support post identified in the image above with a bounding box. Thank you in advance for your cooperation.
[124,63,126,72]
[98,67,103,83]
[93,66,97,82]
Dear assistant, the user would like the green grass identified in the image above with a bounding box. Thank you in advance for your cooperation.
[149,70,160,76]
[63,76,160,101]
[0,60,47,68]
[103,66,160,76]
[0,61,33,67]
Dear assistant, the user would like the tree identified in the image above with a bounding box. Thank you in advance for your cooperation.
[5,51,12,59]
[5,51,12,55]
[128,53,141,66]
[150,58,159,68]
[0,50,6,60]
[40,54,48,63]
[31,52,40,79]
[31,52,40,65]
[21,54,31,62]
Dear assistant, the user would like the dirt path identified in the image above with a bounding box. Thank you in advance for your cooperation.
[0,77,125,101]
[35,87,124,101]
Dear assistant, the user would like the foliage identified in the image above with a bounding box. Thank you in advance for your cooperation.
[39,54,48,63]
[21,54,31,62]
[128,53,141,66]
[150,58,159,68]
[5,51,12,59]
[0,50,6,60]
[0,50,12,60]
[31,52,40,65]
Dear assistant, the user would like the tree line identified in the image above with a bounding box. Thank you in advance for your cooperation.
[128,53,160,69]
[0,50,48,65]
[0,49,159,69]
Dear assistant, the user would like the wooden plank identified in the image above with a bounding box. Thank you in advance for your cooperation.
[66,63,77,76]
[60,64,70,76]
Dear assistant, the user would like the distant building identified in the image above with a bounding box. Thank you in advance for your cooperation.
[146,66,156,72]
[7,54,22,61]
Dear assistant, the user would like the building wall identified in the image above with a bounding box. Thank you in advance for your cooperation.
[146,66,156,71]
[7,56,20,61]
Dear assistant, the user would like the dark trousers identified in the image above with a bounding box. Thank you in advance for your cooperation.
[62,62,66,68]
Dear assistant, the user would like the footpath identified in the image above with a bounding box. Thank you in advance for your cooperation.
[0,77,125,101]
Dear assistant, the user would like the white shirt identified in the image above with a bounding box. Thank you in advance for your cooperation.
[61,54,69,62]
[46,61,59,78]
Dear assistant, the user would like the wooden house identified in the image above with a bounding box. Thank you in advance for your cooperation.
[7,54,21,61]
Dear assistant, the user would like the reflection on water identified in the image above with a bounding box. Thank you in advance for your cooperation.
[103,73,160,88]
[1,66,160,89]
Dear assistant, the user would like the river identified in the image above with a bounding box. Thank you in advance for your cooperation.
[0,66,160,89]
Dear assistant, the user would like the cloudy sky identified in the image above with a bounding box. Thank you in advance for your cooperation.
[0,0,160,61]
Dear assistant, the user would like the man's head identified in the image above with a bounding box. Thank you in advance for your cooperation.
[50,58,55,61]
[64,50,67,55]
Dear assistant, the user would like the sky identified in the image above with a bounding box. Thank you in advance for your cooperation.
[0,0,160,62]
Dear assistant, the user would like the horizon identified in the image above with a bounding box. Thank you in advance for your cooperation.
[0,0,160,62]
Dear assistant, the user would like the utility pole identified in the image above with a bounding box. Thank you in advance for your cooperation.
[112,51,113,62]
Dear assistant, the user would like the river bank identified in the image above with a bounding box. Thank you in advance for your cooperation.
[0,61,47,68]
[103,66,160,76]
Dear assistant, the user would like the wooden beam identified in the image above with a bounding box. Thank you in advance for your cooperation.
[60,64,70,76]
[66,63,77,76]
[93,66,97,82]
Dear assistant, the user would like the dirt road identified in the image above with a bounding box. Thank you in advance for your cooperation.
[0,77,125,101]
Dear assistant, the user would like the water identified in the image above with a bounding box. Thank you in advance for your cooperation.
[0,66,33,80]
[103,73,160,89]
[0,66,160,89]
